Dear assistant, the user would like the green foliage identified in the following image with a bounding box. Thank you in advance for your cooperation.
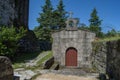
[0,26,26,57]
[89,8,101,26]
[34,26,51,41]
[89,8,103,37]
[35,0,67,41]
[94,29,120,42]
[55,0,67,29]
[106,29,118,37]
[95,36,120,42]
[78,23,89,30]
[37,0,53,29]
[36,0,53,41]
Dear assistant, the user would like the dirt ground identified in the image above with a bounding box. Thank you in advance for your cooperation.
[35,73,99,80]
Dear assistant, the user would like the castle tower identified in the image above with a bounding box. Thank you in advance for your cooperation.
[14,0,29,29]
[0,0,29,29]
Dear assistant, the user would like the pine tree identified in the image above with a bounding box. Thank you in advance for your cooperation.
[55,0,67,29]
[37,0,53,29]
[89,8,102,37]
[37,0,53,41]
[35,0,67,41]
[106,29,117,37]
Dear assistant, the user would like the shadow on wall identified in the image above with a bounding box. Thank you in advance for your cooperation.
[13,40,52,63]
[38,40,52,51]
[17,30,52,54]
[92,39,120,80]
[106,40,120,80]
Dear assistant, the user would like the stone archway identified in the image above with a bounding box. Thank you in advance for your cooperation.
[65,47,77,67]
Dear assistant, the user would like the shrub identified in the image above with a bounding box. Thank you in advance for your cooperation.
[0,26,26,58]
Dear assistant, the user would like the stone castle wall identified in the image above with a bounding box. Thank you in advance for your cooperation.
[0,0,40,53]
[0,0,29,29]
[92,42,107,73]
[92,40,120,80]
[107,40,120,80]
[52,30,95,68]
[0,0,15,26]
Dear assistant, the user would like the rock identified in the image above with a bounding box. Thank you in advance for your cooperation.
[0,56,13,80]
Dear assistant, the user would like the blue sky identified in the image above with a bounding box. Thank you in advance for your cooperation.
[29,0,120,32]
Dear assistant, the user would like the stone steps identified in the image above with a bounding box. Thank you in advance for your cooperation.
[50,62,59,70]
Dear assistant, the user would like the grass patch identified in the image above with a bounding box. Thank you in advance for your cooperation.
[25,51,53,70]
[37,51,53,65]
[12,51,40,69]
[95,36,120,42]
[13,51,53,70]
[13,52,40,63]
[12,63,25,69]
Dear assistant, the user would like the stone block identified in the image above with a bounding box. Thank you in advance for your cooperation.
[0,56,13,80]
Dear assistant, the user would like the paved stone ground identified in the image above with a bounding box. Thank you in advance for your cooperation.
[14,70,36,80]
[41,69,99,79]
[35,73,99,80]
[14,51,99,80]
[14,69,99,80]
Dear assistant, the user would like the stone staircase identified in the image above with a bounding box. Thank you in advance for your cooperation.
[50,62,59,70]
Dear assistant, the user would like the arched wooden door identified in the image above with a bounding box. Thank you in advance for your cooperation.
[65,48,77,66]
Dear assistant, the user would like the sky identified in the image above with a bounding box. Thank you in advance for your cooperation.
[29,0,120,32]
